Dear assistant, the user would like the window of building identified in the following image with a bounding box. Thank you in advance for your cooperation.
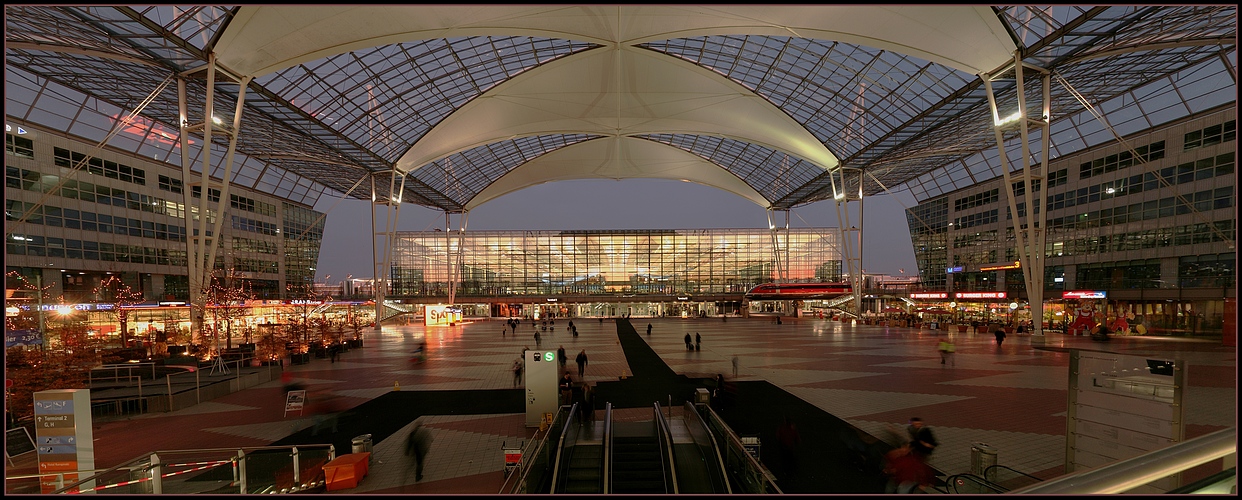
[5,133,34,158]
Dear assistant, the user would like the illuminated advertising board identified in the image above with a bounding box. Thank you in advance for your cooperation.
[954,292,1007,300]
[909,292,948,300]
[424,305,462,326]
[1062,290,1107,299]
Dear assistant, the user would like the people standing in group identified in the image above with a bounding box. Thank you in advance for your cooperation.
[684,333,693,351]
[575,349,588,377]
[937,337,955,366]
[405,417,434,482]
[557,345,567,370]
[993,327,1006,349]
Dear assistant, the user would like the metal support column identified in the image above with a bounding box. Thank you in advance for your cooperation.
[177,55,252,346]
[830,167,865,318]
[983,51,1051,342]
[445,211,469,307]
[372,170,407,329]
[766,209,789,283]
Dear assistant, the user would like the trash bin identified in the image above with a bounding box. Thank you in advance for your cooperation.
[970,442,998,481]
[694,388,711,405]
[352,434,374,463]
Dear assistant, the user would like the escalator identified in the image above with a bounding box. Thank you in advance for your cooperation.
[611,419,667,494]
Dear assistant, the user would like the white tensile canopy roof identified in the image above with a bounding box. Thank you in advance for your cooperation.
[209,5,1014,210]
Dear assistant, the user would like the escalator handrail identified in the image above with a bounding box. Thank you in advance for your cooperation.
[697,403,783,494]
[943,473,1008,494]
[603,403,612,494]
[983,463,1043,485]
[652,402,680,494]
[683,402,733,494]
[547,403,579,493]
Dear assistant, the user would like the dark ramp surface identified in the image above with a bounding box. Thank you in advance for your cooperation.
[271,388,524,453]
[593,319,894,493]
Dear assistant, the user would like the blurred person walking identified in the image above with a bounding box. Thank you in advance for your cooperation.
[405,417,434,482]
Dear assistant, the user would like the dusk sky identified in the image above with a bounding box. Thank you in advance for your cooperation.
[312,178,919,283]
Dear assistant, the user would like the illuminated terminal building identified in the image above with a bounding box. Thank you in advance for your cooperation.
[388,228,844,318]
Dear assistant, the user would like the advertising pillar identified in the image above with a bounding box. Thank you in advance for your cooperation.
[524,350,559,427]
[34,389,94,493]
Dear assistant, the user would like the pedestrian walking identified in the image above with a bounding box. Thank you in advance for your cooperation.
[905,417,938,459]
[993,327,1006,348]
[512,358,523,387]
[576,349,588,377]
[731,354,739,378]
[684,333,693,351]
[329,343,338,363]
[883,444,934,493]
[937,338,955,366]
[557,345,567,370]
[559,372,573,405]
[405,417,433,482]
[534,330,542,348]
[502,327,506,337]
[647,323,652,336]
[694,332,701,350]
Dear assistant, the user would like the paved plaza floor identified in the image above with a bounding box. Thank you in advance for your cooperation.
[22,316,1235,494]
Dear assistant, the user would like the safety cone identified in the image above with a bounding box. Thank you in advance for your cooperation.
[394,381,401,391]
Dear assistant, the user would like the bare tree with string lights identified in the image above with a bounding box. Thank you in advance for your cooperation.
[94,274,144,349]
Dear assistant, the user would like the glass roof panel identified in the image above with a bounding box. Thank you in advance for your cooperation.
[254,37,597,163]
[407,134,600,210]
[640,134,824,206]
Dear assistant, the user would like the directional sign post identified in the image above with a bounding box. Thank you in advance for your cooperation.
[33,389,93,493]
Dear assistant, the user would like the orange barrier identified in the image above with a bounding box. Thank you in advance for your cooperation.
[323,452,370,491]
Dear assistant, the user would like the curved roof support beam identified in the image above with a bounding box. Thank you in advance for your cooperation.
[396,44,839,179]
[465,136,769,211]
[214,6,1017,77]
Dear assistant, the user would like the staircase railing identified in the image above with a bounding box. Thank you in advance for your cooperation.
[499,405,569,494]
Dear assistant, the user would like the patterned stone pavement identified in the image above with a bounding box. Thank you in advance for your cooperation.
[59,316,1236,493]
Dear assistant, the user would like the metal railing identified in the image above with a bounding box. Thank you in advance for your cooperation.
[1009,426,1236,494]
[48,444,335,495]
[89,362,157,386]
[697,403,782,494]
[653,402,679,494]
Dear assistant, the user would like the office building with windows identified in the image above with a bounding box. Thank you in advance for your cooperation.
[906,104,1236,335]
[6,118,326,304]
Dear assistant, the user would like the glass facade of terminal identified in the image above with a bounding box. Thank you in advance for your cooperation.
[389,228,844,299]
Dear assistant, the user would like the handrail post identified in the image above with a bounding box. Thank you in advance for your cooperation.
[166,374,173,412]
[237,450,247,493]
[292,446,301,487]
[150,453,162,494]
